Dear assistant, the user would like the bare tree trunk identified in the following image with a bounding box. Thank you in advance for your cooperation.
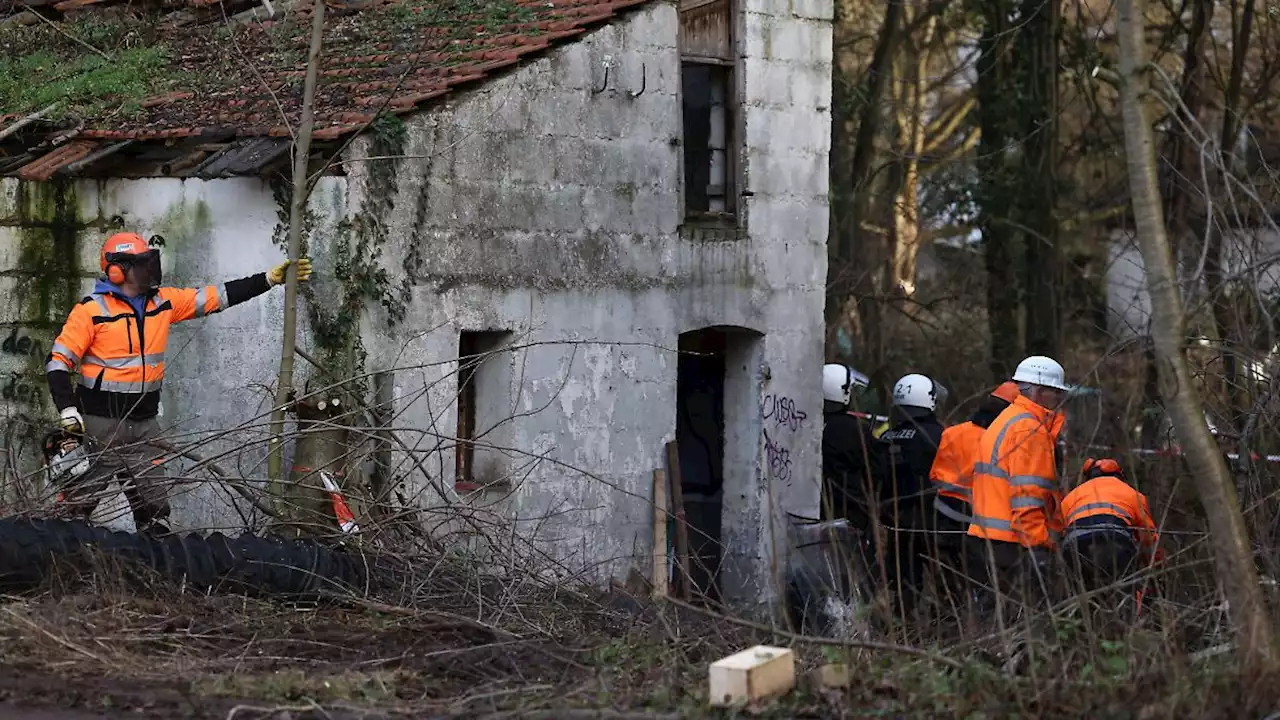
[266,0,327,508]
[1117,0,1279,668]
[1143,0,1213,451]
[888,12,936,300]
[976,0,1021,380]
[1206,0,1256,433]
[843,1,900,263]
[1019,0,1060,356]
[824,1,896,363]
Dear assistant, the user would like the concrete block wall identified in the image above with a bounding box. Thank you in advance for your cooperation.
[350,0,833,606]
[734,0,833,602]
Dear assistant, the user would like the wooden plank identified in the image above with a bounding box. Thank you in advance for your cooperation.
[652,468,669,598]
[664,440,692,600]
[163,150,210,176]
[679,0,731,60]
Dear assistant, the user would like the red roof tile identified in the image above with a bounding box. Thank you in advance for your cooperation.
[17,140,98,181]
[0,0,654,146]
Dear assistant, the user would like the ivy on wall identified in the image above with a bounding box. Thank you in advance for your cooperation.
[270,115,412,397]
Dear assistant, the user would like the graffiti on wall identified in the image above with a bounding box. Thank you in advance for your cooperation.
[760,392,807,433]
[760,393,805,486]
[2,327,46,360]
[762,429,792,485]
[0,328,50,408]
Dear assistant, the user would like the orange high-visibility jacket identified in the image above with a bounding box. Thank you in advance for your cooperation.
[967,394,1065,548]
[47,276,271,420]
[930,421,983,512]
[1061,475,1162,559]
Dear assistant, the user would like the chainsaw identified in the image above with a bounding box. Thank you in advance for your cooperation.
[41,427,94,502]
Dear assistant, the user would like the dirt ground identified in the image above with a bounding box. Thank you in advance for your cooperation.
[0,574,780,720]
[4,561,1279,719]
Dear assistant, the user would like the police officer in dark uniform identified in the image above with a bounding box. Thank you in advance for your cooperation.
[820,363,878,528]
[787,363,877,634]
[877,373,947,621]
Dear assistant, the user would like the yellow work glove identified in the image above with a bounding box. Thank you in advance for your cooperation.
[267,257,313,286]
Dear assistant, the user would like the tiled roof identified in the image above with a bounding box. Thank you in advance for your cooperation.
[0,0,652,179]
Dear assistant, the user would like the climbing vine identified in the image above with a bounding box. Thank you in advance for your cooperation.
[270,114,411,396]
[401,119,437,286]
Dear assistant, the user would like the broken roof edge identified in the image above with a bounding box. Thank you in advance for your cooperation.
[0,0,656,182]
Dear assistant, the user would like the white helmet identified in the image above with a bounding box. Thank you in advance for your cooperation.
[1011,355,1072,392]
[823,363,869,405]
[892,373,944,411]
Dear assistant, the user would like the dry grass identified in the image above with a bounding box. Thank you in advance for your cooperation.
[0,548,1278,720]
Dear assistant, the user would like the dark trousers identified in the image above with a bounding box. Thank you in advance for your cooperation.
[927,502,981,615]
[1065,519,1140,589]
[965,536,1054,617]
[62,415,171,531]
[1064,520,1144,633]
[880,502,930,622]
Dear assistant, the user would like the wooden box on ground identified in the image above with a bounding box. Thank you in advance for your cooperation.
[708,645,796,707]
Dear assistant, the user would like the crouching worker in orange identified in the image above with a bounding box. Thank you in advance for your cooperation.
[45,232,312,536]
[1061,458,1163,596]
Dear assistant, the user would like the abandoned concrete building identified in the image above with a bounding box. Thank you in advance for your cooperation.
[0,0,833,605]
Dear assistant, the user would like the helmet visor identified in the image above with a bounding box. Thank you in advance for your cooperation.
[106,249,162,288]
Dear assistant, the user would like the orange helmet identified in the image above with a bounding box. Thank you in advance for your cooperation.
[1082,457,1125,481]
[991,381,1020,404]
[101,232,160,287]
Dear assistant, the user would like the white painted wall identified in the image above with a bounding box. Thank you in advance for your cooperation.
[0,176,348,531]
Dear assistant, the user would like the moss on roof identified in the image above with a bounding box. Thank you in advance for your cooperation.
[0,0,650,138]
[0,17,178,120]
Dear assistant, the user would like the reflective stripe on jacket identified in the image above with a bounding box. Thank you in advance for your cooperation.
[966,394,1065,548]
[1061,475,1161,555]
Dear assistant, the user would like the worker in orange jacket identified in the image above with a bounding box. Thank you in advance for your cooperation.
[930,381,1021,533]
[967,355,1072,606]
[927,381,1019,601]
[45,232,312,535]
[1061,457,1163,594]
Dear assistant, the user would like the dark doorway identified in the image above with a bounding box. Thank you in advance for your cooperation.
[676,329,726,601]
[674,325,763,602]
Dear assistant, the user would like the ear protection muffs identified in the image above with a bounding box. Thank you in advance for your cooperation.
[104,249,162,288]
[106,260,127,285]
[1082,457,1125,481]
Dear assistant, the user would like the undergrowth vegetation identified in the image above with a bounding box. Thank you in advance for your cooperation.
[0,527,1276,719]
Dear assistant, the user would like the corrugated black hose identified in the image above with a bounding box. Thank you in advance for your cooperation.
[0,517,372,598]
